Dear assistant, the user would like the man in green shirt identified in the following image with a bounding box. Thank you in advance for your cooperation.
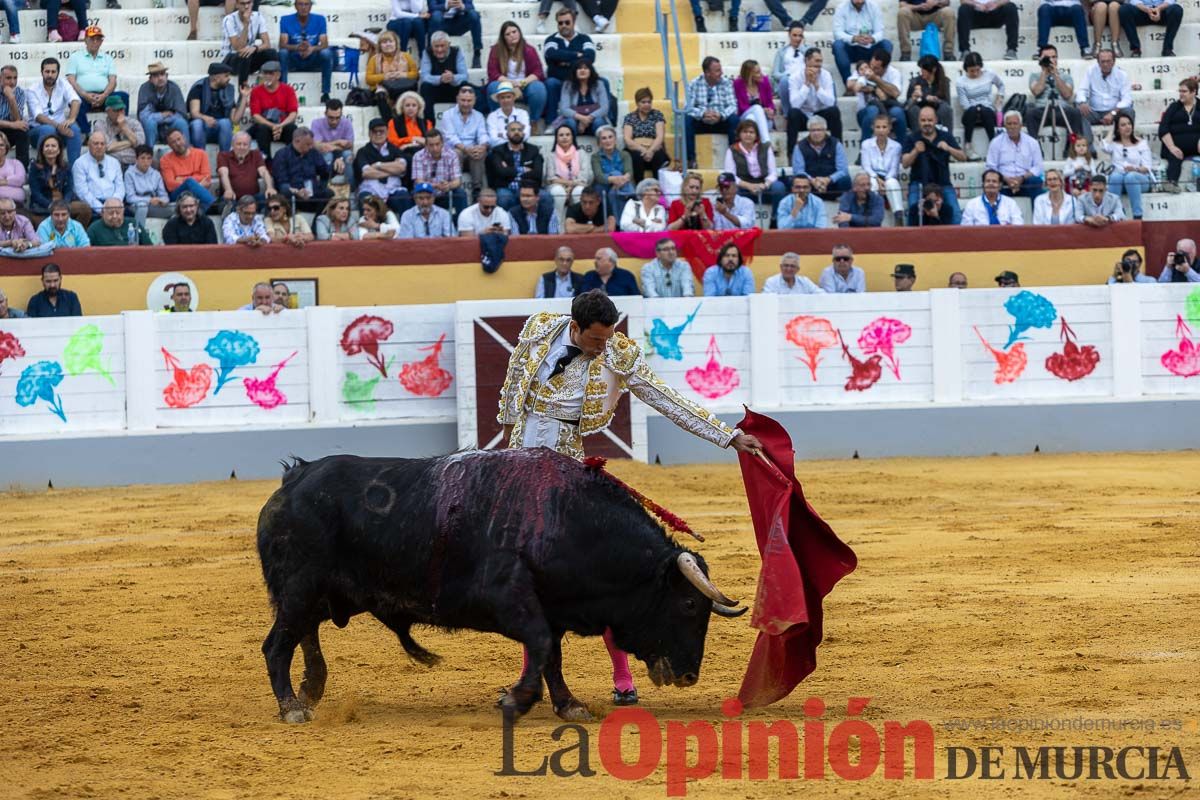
[87,198,153,246]
[65,26,121,136]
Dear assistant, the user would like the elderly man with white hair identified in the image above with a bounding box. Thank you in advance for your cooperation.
[763,252,824,295]
[986,110,1045,198]
[72,130,124,214]
[1158,238,1200,283]
[581,247,640,295]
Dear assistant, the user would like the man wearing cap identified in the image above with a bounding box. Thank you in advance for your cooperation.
[891,264,916,291]
[486,81,531,147]
[279,0,333,103]
[28,58,83,163]
[160,128,217,213]
[222,0,278,86]
[219,131,278,213]
[763,252,825,294]
[713,173,755,231]
[995,270,1020,288]
[441,84,488,195]
[353,117,411,218]
[398,183,456,238]
[65,26,121,137]
[137,62,189,145]
[270,126,331,212]
[188,63,240,153]
[249,61,299,157]
[91,95,145,167]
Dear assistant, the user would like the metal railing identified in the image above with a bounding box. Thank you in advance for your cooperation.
[655,0,691,168]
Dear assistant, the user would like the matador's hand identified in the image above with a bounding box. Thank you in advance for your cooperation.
[730,433,764,453]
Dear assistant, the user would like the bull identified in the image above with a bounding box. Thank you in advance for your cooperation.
[256,448,746,723]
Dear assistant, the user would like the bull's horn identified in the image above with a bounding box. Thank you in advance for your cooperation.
[676,553,738,607]
[712,603,748,618]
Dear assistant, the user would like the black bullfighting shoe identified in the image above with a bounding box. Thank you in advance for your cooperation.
[612,688,639,705]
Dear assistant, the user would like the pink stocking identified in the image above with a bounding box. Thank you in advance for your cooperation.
[604,627,635,693]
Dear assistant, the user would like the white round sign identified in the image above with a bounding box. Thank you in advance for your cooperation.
[146,272,199,312]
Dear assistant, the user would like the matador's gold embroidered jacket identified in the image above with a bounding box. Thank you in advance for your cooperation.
[497,312,738,450]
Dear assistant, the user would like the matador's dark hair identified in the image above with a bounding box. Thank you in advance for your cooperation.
[572,289,619,329]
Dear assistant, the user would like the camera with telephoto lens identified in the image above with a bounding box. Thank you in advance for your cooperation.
[923,198,936,213]
[1121,258,1135,273]
[1174,252,1188,266]
[1040,55,1053,69]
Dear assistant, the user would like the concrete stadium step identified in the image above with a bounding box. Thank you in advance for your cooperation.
[689,26,1200,70]
[6,38,619,85]
[0,1,614,42]
[5,1,616,38]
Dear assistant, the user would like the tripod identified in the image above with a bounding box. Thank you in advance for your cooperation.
[1037,97,1075,160]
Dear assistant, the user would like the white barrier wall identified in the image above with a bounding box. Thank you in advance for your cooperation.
[3,286,1200,449]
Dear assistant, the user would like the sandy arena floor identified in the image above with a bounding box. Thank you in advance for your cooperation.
[1,452,1197,799]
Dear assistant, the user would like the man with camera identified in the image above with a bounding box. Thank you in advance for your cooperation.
[1025,45,1083,140]
[1077,174,1125,227]
[912,184,954,225]
[1108,248,1154,284]
[1157,238,1200,283]
[1078,48,1132,143]
[901,105,966,223]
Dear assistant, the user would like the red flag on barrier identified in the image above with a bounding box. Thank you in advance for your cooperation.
[735,408,857,708]
[670,228,762,282]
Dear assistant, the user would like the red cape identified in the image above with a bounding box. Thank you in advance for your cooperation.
[735,409,857,707]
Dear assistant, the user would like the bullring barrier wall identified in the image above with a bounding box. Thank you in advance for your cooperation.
[1,283,1197,486]
[0,223,1157,316]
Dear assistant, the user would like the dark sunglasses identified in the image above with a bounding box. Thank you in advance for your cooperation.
[268,204,282,210]
[833,255,852,262]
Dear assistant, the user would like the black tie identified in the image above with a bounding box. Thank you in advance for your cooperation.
[549,345,582,378]
[794,47,800,58]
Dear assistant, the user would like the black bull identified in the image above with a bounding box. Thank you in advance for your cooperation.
[256,448,746,723]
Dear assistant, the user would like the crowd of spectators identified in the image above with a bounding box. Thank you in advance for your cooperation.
[0,0,1194,316]
[0,0,1190,251]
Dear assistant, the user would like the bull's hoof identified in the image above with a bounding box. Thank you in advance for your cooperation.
[496,687,539,717]
[280,701,314,724]
[554,697,594,722]
[612,688,639,706]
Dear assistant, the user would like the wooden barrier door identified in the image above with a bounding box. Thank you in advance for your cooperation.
[471,314,633,458]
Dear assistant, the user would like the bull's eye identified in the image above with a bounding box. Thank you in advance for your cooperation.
[682,597,697,615]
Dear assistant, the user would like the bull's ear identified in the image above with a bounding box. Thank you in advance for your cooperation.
[712,603,748,618]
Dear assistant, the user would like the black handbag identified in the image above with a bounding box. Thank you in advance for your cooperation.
[345,86,376,106]
[1003,93,1027,116]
